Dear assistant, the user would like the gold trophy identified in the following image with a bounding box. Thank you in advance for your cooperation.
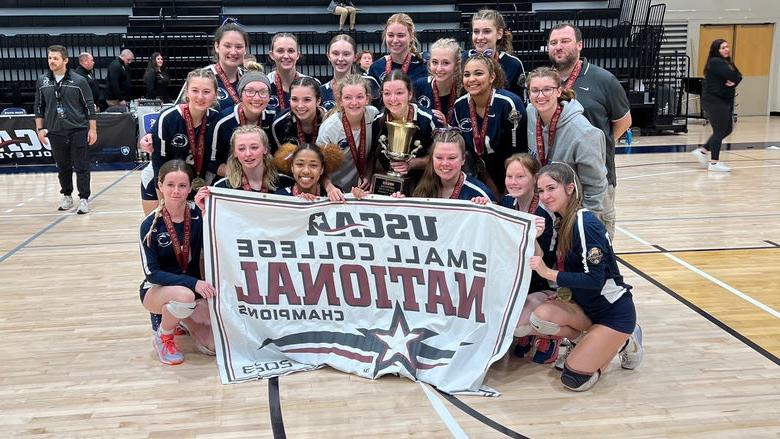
[371,120,421,195]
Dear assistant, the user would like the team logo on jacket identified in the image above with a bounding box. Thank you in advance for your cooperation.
[587,247,603,265]
[218,87,229,101]
[267,96,280,111]
[458,118,472,133]
[120,146,130,156]
[171,134,188,148]
[338,138,350,150]
[417,96,431,108]
[157,232,172,247]
[322,100,336,111]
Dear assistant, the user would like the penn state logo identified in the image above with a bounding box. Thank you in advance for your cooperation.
[267,95,280,111]
[417,96,431,108]
[458,118,472,133]
[217,87,229,101]
[157,232,172,247]
[171,134,188,148]
[338,138,350,150]
[120,146,130,156]
[323,100,336,111]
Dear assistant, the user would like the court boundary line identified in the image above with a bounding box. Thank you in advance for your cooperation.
[268,377,287,439]
[0,165,141,264]
[434,389,530,439]
[419,383,468,438]
[618,225,780,319]
[618,244,779,255]
[617,256,780,367]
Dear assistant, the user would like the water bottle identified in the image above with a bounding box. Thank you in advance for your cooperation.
[626,128,633,146]
[129,100,137,114]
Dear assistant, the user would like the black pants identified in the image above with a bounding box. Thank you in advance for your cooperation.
[702,96,734,161]
[48,128,91,199]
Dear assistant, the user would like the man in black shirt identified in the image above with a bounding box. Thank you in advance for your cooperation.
[105,49,134,107]
[34,45,97,214]
[73,52,100,112]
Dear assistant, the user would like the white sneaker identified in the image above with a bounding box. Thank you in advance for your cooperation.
[620,324,643,370]
[58,195,74,211]
[691,148,708,168]
[708,162,731,172]
[76,198,89,214]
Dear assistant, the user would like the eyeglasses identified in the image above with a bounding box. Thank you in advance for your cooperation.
[243,89,270,98]
[529,87,559,97]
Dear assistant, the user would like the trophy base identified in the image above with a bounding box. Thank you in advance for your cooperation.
[371,173,410,196]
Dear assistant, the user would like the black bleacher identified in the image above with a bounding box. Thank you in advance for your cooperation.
[1,0,129,6]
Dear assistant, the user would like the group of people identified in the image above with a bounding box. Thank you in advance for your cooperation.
[128,11,645,392]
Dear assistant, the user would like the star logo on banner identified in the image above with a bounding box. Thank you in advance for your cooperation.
[360,303,437,378]
[312,213,326,227]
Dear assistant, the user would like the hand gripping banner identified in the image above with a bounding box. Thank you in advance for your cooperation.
[203,187,537,394]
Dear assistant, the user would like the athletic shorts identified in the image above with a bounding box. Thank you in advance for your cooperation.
[586,292,636,334]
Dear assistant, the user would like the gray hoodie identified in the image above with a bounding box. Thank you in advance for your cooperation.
[526,99,607,214]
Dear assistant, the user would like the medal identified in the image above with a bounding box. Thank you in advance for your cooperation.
[556,287,572,302]
[191,178,206,191]
[384,53,412,77]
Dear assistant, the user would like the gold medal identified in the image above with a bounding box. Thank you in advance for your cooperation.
[556,287,572,302]
[191,178,206,191]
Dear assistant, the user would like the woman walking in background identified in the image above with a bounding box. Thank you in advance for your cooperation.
[692,39,741,172]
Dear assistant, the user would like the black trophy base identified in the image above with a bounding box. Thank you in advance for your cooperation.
[371,173,409,196]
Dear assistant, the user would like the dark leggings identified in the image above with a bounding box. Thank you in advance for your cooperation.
[702,97,734,161]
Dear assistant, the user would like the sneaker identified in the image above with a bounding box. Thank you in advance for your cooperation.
[708,162,731,172]
[76,198,89,214]
[513,336,534,358]
[691,148,708,168]
[57,195,74,211]
[153,330,184,365]
[532,336,561,365]
[554,338,575,371]
[620,324,644,370]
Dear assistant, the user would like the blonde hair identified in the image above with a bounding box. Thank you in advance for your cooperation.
[225,125,279,190]
[472,9,513,53]
[331,74,371,117]
[243,60,264,73]
[383,13,422,60]
[505,153,541,175]
[429,38,463,95]
[413,130,466,198]
[144,160,193,247]
[525,67,575,102]
[184,68,219,108]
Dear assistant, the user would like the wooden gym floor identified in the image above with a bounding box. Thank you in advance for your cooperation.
[0,116,778,438]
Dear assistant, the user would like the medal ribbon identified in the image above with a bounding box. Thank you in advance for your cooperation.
[181,104,207,175]
[274,71,299,112]
[564,60,583,89]
[296,116,319,144]
[161,206,191,273]
[384,52,412,76]
[468,89,493,156]
[432,79,457,125]
[341,113,367,180]
[215,63,240,105]
[241,173,267,192]
[534,104,562,166]
[446,172,465,199]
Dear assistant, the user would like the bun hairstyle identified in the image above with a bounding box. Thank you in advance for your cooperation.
[243,60,264,73]
[525,66,576,102]
[273,142,344,180]
[464,54,505,89]
[472,9,513,53]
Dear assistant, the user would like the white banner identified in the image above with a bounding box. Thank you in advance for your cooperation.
[204,187,537,394]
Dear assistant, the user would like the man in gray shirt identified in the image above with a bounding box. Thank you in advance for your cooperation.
[548,23,632,239]
[35,45,97,214]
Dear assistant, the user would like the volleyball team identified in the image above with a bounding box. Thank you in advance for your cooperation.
[139,10,643,392]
